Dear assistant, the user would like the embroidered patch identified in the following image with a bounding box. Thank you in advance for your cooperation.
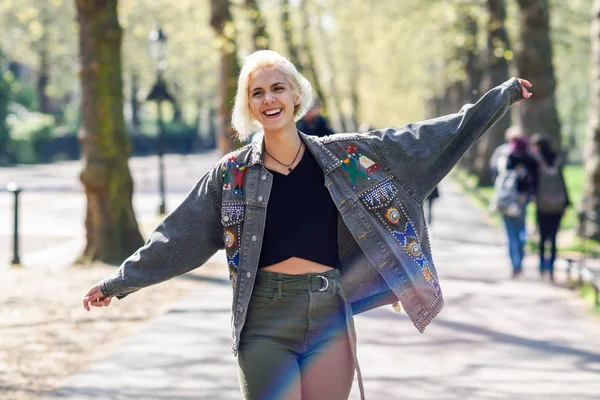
[224,230,236,248]
[392,220,441,296]
[408,239,422,258]
[423,267,432,282]
[359,155,381,173]
[362,181,398,209]
[221,203,245,226]
[385,207,400,224]
[227,250,240,269]
[340,156,368,188]
[233,165,248,195]
[229,269,238,288]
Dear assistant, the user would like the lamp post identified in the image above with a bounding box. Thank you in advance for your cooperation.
[146,25,173,215]
[7,182,21,265]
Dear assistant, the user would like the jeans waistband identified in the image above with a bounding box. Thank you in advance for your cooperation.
[254,269,341,294]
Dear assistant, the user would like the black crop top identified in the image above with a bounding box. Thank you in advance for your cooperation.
[258,149,341,269]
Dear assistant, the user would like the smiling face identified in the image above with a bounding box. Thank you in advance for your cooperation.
[248,67,300,134]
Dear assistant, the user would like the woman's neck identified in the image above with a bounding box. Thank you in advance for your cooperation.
[263,124,304,173]
[263,125,301,160]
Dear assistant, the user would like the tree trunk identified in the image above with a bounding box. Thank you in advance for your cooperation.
[245,0,270,50]
[314,4,345,132]
[0,59,10,163]
[580,0,600,241]
[281,0,303,71]
[37,3,51,114]
[298,0,327,111]
[130,71,141,132]
[37,45,51,114]
[210,0,240,153]
[515,0,561,145]
[74,0,144,265]
[458,12,483,173]
[475,0,512,186]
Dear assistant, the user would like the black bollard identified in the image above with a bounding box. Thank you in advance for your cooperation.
[7,182,21,265]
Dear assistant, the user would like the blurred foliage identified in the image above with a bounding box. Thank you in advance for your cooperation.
[0,66,10,164]
[0,0,594,147]
[6,103,55,163]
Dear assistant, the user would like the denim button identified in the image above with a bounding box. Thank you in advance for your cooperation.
[252,235,258,241]
[246,272,252,278]
[223,216,230,222]
[261,175,267,181]
[238,306,244,313]
[257,196,263,202]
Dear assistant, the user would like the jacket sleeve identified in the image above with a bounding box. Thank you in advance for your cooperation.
[99,164,224,299]
[369,78,524,199]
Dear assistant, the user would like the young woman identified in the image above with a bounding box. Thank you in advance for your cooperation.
[83,50,532,399]
[531,134,569,282]
[501,136,538,278]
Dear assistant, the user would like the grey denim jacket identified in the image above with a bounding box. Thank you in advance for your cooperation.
[100,78,524,354]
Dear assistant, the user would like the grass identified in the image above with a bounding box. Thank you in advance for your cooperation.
[451,165,600,256]
[579,283,600,314]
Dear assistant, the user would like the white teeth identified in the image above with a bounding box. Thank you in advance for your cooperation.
[265,109,281,116]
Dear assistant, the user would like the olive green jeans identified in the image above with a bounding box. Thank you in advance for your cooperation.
[237,269,362,400]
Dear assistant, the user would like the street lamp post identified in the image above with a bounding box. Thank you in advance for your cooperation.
[147,25,173,216]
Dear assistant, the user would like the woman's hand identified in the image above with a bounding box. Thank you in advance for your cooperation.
[83,284,112,311]
[517,79,533,99]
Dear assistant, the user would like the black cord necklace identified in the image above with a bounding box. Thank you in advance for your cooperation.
[264,139,303,172]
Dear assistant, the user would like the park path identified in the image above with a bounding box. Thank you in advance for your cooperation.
[46,178,600,400]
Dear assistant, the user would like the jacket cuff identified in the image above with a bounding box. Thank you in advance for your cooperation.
[503,77,523,104]
[100,278,116,298]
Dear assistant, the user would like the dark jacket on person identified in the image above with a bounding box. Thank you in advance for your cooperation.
[296,115,335,137]
[506,152,538,197]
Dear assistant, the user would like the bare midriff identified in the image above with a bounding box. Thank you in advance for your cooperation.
[261,257,334,274]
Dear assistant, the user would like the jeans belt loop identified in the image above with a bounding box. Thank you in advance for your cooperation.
[277,281,283,298]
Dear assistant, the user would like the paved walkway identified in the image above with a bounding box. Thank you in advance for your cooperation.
[47,179,600,400]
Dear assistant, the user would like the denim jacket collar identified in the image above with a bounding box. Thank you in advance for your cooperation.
[246,131,342,174]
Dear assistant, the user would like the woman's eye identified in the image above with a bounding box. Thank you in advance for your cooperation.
[274,87,283,91]
[252,92,262,97]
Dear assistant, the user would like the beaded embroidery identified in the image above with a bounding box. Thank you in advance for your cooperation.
[224,230,236,248]
[221,204,245,226]
[227,250,240,268]
[338,142,385,189]
[392,221,441,296]
[229,269,238,288]
[385,207,400,224]
[361,180,398,209]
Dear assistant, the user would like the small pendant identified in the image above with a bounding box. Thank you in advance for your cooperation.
[288,167,293,172]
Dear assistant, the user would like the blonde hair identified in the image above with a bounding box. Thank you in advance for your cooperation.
[232,50,313,141]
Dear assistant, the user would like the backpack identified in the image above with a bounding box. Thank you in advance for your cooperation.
[536,157,567,214]
[490,156,523,218]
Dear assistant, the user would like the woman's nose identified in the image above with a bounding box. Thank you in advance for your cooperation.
[264,91,275,103]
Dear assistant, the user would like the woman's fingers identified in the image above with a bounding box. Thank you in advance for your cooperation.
[518,78,532,87]
[83,285,108,311]
[517,78,533,99]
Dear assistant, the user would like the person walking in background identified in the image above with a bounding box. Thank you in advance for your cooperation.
[489,125,524,181]
[494,136,537,278]
[296,97,335,137]
[531,134,570,282]
[425,186,440,225]
[82,49,532,400]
